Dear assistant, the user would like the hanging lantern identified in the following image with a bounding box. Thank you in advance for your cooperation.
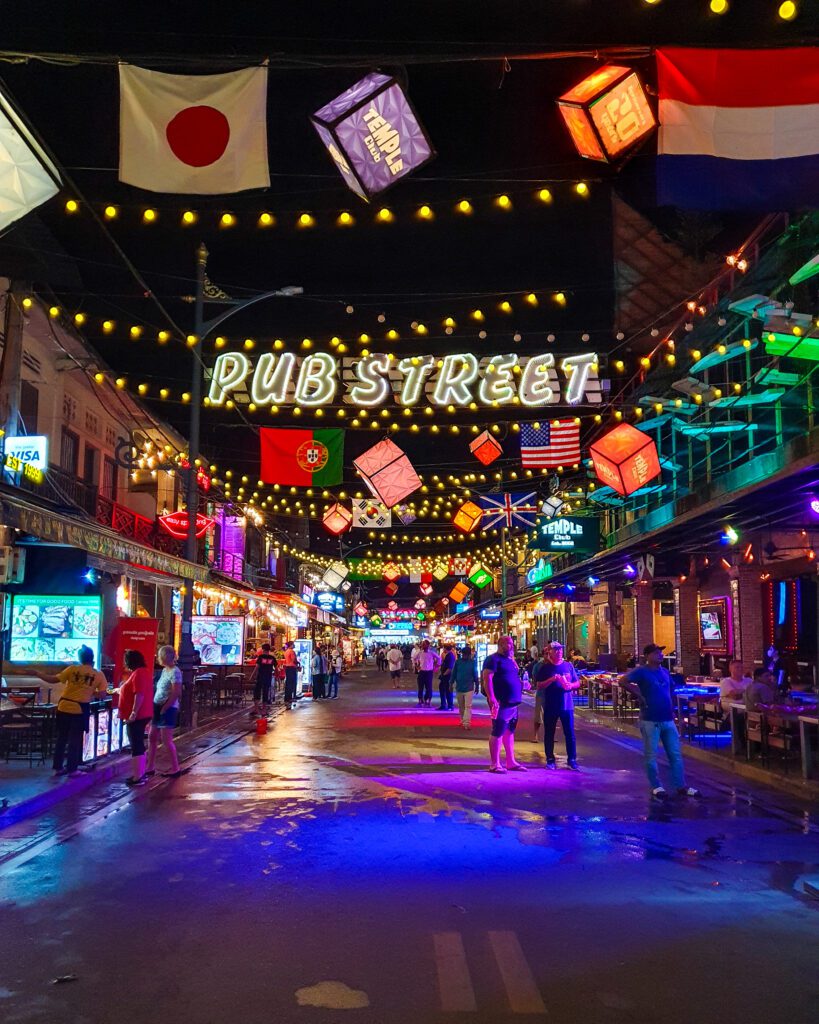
[414,599,427,610]
[387,600,398,611]
[322,502,353,536]
[419,582,433,596]
[382,561,401,583]
[385,582,398,596]
[353,438,421,508]
[396,503,417,526]
[311,73,435,201]
[453,500,483,534]
[432,562,449,582]
[557,65,655,164]
[370,613,383,626]
[468,563,493,589]
[450,581,470,603]
[589,423,661,496]
[540,495,565,519]
[354,601,368,617]
[322,560,350,589]
[469,430,503,466]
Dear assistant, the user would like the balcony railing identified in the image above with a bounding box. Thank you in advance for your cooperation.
[17,462,98,515]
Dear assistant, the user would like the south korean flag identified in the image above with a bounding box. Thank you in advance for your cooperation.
[352,499,392,529]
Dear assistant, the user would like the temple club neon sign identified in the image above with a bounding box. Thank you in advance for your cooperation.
[207,351,602,410]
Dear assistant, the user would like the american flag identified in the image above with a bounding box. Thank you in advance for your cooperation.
[520,420,581,468]
[479,492,539,529]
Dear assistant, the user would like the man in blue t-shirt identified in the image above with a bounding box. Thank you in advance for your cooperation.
[621,643,700,801]
[482,636,531,773]
[533,641,581,770]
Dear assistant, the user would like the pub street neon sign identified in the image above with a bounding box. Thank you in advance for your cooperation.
[207,351,602,410]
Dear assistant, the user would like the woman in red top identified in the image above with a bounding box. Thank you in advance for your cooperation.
[118,649,155,786]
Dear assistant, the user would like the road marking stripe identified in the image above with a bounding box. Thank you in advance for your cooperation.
[488,931,546,1015]
[433,932,477,1012]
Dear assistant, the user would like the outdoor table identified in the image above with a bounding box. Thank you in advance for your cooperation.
[798,715,819,780]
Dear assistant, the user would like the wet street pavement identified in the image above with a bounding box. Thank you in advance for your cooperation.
[0,667,817,1024]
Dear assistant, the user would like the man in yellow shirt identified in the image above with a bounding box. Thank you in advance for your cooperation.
[38,646,108,777]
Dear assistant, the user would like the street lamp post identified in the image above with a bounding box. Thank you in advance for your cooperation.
[177,243,302,726]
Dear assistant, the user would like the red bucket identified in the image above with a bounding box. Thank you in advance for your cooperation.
[255,717,268,735]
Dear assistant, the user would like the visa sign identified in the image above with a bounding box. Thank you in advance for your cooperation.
[531,515,600,554]
[3,435,47,484]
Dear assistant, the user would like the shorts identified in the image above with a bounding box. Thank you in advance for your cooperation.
[152,703,179,729]
[490,705,519,738]
[390,670,401,679]
[126,717,151,754]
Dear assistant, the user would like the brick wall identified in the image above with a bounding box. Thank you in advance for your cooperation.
[633,582,655,654]
[675,580,700,673]
[734,565,765,668]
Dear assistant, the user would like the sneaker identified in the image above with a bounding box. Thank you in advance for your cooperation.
[677,786,702,798]
[545,761,557,770]
[568,761,580,771]
[125,776,146,787]
[651,787,668,801]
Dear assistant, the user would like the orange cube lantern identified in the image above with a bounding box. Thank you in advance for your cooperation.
[557,65,655,163]
[353,438,421,508]
[322,502,353,536]
[469,430,503,466]
[450,581,469,603]
[453,500,483,534]
[589,423,661,496]
[385,582,398,596]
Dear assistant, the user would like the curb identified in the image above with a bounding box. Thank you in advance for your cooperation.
[578,710,819,801]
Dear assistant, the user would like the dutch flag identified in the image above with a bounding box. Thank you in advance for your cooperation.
[657,47,819,211]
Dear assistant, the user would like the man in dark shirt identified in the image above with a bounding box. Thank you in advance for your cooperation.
[533,640,581,770]
[482,636,531,773]
[251,643,277,714]
[621,643,700,801]
[438,644,457,710]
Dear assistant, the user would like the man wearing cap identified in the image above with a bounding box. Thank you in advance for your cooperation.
[533,640,581,770]
[621,643,700,801]
[482,635,532,772]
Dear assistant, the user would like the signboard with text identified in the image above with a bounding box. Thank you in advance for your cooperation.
[530,516,600,554]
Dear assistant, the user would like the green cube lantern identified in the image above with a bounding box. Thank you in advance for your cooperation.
[468,562,493,589]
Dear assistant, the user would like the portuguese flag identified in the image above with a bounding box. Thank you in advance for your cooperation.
[259,428,344,486]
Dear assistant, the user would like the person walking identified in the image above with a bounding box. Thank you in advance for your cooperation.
[387,643,403,688]
[117,649,155,787]
[621,643,701,801]
[146,645,182,778]
[311,645,327,700]
[453,647,478,729]
[533,640,581,770]
[327,648,342,699]
[37,645,107,778]
[482,636,531,772]
[250,643,277,716]
[283,641,300,710]
[413,640,440,706]
[438,644,456,710]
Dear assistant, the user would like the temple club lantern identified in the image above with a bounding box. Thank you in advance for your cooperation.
[353,438,421,508]
[385,583,398,596]
[453,500,484,534]
[468,563,493,589]
[311,72,435,201]
[557,65,655,163]
[469,430,503,466]
[382,561,401,583]
[419,582,433,596]
[322,561,349,589]
[322,502,353,536]
[589,423,661,496]
[449,581,470,604]
[432,562,449,581]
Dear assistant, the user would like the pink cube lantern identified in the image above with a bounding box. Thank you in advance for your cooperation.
[354,438,421,508]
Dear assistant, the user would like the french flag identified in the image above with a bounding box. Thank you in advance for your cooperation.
[657,48,819,210]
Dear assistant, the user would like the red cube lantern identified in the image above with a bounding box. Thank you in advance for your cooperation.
[469,430,503,466]
[557,65,655,163]
[453,500,483,534]
[419,582,433,596]
[322,502,353,536]
[450,581,469,603]
[387,600,398,610]
[354,601,367,617]
[353,438,421,508]
[382,562,401,583]
[385,583,398,597]
[589,423,661,496]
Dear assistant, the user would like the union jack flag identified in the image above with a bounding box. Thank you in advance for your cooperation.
[479,491,539,529]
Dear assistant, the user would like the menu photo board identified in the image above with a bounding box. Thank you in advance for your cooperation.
[10,594,102,664]
[192,615,245,667]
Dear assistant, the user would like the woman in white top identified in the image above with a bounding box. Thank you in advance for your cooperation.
[146,645,183,777]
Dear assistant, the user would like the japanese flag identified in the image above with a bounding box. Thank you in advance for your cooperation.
[119,64,269,194]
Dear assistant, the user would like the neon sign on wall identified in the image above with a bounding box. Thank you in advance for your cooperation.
[207,351,602,410]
